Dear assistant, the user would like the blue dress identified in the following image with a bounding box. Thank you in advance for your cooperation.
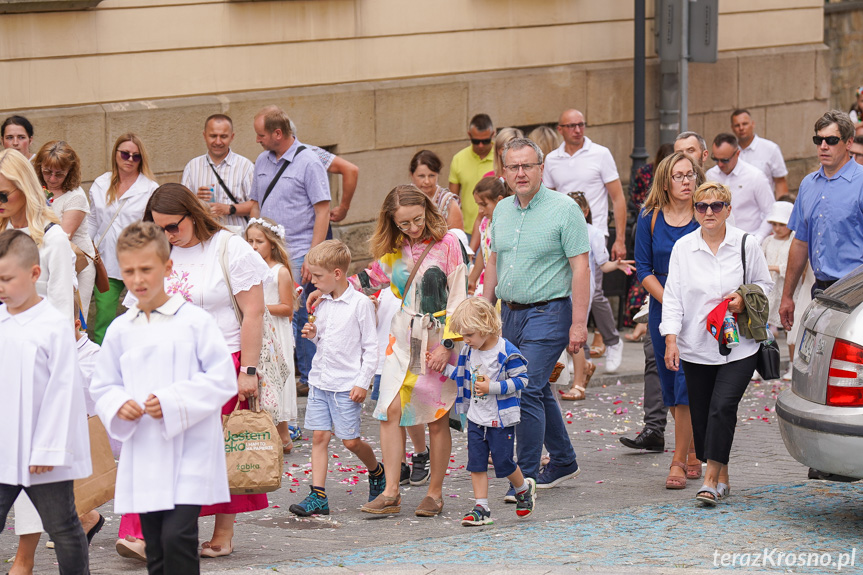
[635,208,699,406]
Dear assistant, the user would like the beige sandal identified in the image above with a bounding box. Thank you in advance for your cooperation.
[561,385,586,401]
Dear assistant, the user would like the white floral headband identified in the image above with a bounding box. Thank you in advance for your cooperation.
[248,218,286,240]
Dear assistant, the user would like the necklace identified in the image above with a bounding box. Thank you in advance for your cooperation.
[663,208,692,228]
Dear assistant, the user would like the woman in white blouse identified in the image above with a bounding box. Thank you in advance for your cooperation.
[87,133,158,344]
[660,181,773,506]
[114,184,269,561]
[34,141,97,322]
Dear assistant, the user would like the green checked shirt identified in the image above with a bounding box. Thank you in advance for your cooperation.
[490,185,589,304]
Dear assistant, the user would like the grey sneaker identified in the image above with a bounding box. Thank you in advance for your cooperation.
[514,478,537,518]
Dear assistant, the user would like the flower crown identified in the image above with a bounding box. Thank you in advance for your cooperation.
[247,218,285,240]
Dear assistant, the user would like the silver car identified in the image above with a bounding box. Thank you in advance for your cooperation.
[776,265,863,478]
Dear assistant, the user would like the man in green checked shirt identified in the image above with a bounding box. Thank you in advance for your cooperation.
[482,137,591,496]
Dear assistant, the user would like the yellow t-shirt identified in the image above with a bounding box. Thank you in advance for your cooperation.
[448,145,495,231]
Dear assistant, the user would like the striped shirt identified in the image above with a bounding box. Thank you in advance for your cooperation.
[181,150,254,229]
[490,185,589,303]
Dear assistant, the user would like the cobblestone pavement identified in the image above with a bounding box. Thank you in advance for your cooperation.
[8,340,862,574]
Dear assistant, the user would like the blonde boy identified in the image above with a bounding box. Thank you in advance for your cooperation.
[89,222,236,574]
[445,298,535,526]
[292,239,382,516]
[0,229,91,573]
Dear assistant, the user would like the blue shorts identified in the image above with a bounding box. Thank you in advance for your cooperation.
[304,386,362,440]
[466,420,518,478]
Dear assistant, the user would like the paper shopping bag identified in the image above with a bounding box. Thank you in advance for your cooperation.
[73,416,117,515]
[223,403,282,495]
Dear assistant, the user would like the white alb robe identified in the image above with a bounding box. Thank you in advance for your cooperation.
[90,295,236,514]
[0,299,91,486]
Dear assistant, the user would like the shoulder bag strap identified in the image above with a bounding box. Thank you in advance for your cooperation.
[207,161,239,204]
[95,197,130,251]
[650,207,659,236]
[218,232,244,326]
[260,146,306,209]
[741,233,749,285]
[401,240,436,303]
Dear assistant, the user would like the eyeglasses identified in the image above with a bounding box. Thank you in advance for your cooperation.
[158,214,188,234]
[118,150,142,162]
[470,138,492,146]
[559,123,586,130]
[41,168,68,179]
[503,162,542,174]
[812,135,842,146]
[671,172,697,182]
[395,214,425,232]
[694,201,728,214]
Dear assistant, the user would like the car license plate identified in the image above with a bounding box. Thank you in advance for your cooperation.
[799,329,815,364]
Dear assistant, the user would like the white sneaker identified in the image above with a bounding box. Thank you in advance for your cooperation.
[633,298,650,324]
[605,340,624,373]
[751,370,763,381]
[782,368,793,381]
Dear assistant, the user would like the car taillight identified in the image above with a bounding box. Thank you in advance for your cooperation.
[826,339,863,406]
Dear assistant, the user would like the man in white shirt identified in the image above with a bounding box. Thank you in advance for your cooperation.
[181,114,255,230]
[706,133,774,240]
[731,109,789,198]
[543,108,626,372]
[673,131,709,169]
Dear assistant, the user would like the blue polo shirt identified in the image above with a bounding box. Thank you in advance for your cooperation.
[788,159,863,281]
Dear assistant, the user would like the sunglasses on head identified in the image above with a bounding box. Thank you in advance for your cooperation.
[158,214,188,234]
[471,138,492,146]
[812,135,842,146]
[694,201,728,214]
[118,150,142,162]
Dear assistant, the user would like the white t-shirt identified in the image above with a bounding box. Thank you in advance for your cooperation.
[739,135,788,191]
[705,160,774,240]
[466,337,507,427]
[587,223,609,305]
[52,187,94,257]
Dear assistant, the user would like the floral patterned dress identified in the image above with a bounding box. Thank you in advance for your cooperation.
[349,232,468,425]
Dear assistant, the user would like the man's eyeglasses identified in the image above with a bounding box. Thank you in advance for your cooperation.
[118,150,142,162]
[470,138,492,146]
[694,201,728,214]
[158,214,188,234]
[41,168,68,180]
[813,135,842,146]
[559,122,586,130]
[503,162,542,174]
[395,214,425,232]
[671,172,697,182]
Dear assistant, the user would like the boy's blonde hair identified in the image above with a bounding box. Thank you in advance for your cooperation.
[450,297,501,337]
[116,221,171,262]
[306,239,351,273]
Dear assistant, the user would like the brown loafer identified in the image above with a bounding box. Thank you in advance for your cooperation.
[361,493,401,515]
[296,382,309,397]
[415,495,444,517]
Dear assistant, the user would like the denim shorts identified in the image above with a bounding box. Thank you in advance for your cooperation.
[466,420,518,478]
[304,386,362,439]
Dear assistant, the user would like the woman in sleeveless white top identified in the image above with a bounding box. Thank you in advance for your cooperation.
[264,262,297,423]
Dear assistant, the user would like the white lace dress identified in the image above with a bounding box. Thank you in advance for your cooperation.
[264,262,297,423]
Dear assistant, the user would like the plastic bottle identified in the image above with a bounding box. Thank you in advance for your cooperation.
[722,309,740,348]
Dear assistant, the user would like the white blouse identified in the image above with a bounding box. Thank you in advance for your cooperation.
[87,172,158,280]
[52,187,94,257]
[660,225,774,365]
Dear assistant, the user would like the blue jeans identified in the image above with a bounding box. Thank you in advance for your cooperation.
[292,256,316,385]
[501,298,578,479]
[0,480,89,574]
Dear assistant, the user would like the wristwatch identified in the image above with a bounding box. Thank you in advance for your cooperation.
[229,205,237,215]
[442,339,454,350]
[239,365,257,375]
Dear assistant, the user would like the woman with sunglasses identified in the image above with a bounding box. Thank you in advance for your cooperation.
[660,182,772,506]
[34,141,97,322]
[87,133,158,344]
[110,184,270,561]
[308,185,468,517]
[634,151,705,490]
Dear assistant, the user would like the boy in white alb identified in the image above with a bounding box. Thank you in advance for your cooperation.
[90,222,236,575]
[290,239,382,517]
[0,230,92,574]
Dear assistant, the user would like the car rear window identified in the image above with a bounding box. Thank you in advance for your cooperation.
[820,264,863,308]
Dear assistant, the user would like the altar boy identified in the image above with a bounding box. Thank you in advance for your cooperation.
[0,230,92,573]
[90,222,236,575]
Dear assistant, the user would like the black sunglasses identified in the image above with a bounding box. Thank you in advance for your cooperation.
[118,150,142,162]
[0,192,7,204]
[158,214,188,234]
[695,201,728,214]
[470,138,492,145]
[812,135,842,146]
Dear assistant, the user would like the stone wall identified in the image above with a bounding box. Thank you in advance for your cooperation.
[825,2,863,113]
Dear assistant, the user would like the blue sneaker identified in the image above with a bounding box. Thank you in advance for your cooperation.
[369,469,387,502]
[503,485,516,504]
[289,491,329,516]
[289,425,302,441]
[536,460,581,489]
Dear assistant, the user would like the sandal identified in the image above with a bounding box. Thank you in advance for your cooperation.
[200,541,233,558]
[716,482,730,499]
[624,333,644,343]
[561,385,586,401]
[589,344,606,358]
[549,362,565,383]
[283,436,294,454]
[686,448,702,480]
[665,461,687,490]
[415,496,444,517]
[695,485,720,506]
[584,361,596,384]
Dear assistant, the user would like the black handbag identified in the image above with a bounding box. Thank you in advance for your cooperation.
[741,234,781,380]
